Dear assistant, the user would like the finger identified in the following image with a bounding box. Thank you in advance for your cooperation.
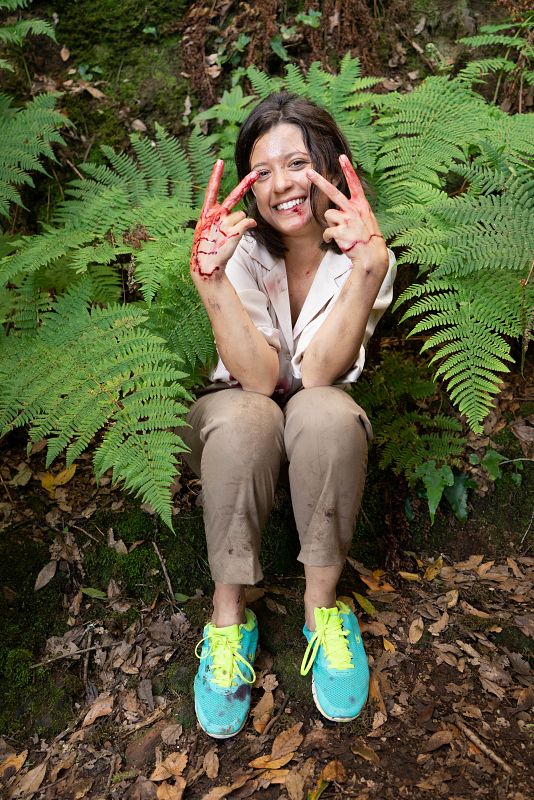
[221,169,260,212]
[339,154,368,209]
[233,217,257,237]
[307,168,350,211]
[324,207,350,226]
[201,160,224,215]
[220,210,246,230]
[322,226,337,244]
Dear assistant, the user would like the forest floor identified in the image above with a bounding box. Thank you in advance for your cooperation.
[1,368,533,800]
[1,1,533,798]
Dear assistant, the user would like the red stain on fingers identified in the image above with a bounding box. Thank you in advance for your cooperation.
[191,161,259,278]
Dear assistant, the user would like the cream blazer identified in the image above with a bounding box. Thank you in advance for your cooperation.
[209,235,397,399]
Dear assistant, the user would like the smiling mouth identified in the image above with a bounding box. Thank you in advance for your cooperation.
[274,197,306,211]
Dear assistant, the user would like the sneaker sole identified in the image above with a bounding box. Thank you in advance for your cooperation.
[311,677,368,723]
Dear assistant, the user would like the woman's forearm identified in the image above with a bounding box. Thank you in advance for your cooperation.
[300,263,388,388]
[193,273,279,395]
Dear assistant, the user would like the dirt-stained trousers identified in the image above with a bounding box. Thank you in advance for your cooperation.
[180,385,371,585]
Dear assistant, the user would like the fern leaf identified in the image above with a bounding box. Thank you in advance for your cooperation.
[0,279,191,528]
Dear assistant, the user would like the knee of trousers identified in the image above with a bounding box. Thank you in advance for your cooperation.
[201,391,285,470]
[285,387,369,466]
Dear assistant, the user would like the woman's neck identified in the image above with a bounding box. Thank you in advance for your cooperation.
[284,237,324,276]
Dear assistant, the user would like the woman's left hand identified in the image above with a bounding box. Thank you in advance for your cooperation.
[307,155,389,274]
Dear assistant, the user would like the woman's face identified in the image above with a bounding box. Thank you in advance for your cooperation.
[249,123,327,243]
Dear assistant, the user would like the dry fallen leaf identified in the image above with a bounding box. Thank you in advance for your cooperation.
[0,750,27,780]
[444,589,459,608]
[428,611,449,636]
[359,620,388,637]
[12,762,47,799]
[34,559,57,591]
[49,751,76,781]
[424,555,444,581]
[351,739,381,765]
[409,616,425,644]
[40,464,77,497]
[421,729,453,752]
[60,45,70,60]
[156,779,186,800]
[200,773,252,800]
[321,760,346,782]
[369,672,386,715]
[82,693,113,727]
[203,748,219,780]
[382,637,396,652]
[249,753,294,770]
[285,770,305,800]
[398,571,422,582]
[271,722,304,760]
[251,689,274,734]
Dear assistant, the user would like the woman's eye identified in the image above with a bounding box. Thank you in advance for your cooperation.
[290,159,308,169]
[257,170,270,180]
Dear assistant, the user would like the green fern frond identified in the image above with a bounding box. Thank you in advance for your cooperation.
[458,57,516,82]
[283,63,308,96]
[0,18,56,46]
[0,279,191,528]
[150,274,216,373]
[246,66,282,99]
[0,93,67,219]
[459,33,533,52]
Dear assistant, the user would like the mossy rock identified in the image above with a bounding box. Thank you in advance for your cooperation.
[53,0,189,69]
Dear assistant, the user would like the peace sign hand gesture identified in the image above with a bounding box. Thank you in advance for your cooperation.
[307,155,388,274]
[190,160,259,280]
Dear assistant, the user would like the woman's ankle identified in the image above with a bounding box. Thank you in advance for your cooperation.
[212,583,246,627]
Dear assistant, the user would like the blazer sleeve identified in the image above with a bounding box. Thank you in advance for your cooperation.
[209,240,282,385]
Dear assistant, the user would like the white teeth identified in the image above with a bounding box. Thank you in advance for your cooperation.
[275,197,305,211]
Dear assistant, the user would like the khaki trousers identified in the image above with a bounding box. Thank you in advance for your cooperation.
[181,386,371,585]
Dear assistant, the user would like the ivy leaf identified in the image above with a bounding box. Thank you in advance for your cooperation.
[413,460,454,523]
[81,587,107,599]
[270,35,290,61]
[443,472,470,522]
[482,449,506,480]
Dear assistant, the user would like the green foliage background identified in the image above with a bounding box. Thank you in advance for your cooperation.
[0,3,533,524]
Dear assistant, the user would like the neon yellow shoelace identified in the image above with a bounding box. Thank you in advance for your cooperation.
[300,607,355,676]
[196,627,256,688]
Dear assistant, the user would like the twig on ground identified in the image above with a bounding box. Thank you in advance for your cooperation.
[0,472,13,501]
[105,754,120,796]
[520,506,534,546]
[260,694,290,739]
[31,642,116,669]
[83,628,93,686]
[454,716,513,774]
[70,522,102,543]
[153,540,178,608]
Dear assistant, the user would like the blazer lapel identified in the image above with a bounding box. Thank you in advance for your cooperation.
[292,250,352,339]
[248,239,294,349]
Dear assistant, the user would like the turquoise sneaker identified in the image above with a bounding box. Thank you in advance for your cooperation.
[300,601,369,722]
[194,608,258,738]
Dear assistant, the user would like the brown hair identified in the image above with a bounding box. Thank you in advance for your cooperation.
[235,92,353,258]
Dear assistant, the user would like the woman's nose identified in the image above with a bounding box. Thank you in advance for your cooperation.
[272,167,292,193]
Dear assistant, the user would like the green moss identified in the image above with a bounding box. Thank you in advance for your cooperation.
[0,669,82,739]
[53,0,188,70]
[3,648,34,688]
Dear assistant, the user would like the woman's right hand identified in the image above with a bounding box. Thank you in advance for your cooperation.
[190,160,259,280]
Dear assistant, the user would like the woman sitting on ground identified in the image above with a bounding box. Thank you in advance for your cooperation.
[183,91,396,738]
